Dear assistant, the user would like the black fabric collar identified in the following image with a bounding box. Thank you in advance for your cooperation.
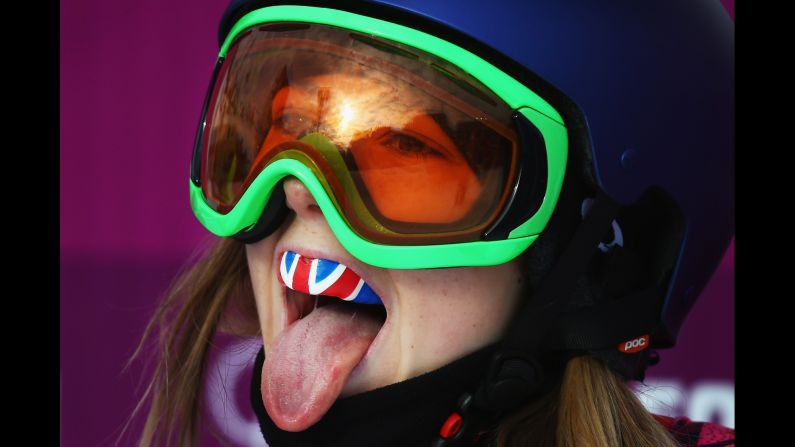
[250,343,498,447]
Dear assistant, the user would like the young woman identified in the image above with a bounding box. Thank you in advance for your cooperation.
[136,1,734,446]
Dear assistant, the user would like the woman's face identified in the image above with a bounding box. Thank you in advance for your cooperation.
[244,72,525,430]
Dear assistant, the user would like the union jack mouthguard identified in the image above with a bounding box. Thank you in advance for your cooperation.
[278,251,383,305]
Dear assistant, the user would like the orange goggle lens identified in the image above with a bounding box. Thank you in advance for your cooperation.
[200,23,521,244]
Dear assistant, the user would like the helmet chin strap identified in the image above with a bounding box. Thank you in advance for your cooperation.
[432,191,663,446]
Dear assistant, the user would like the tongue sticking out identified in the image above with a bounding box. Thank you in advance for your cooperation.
[262,252,384,431]
[263,302,382,431]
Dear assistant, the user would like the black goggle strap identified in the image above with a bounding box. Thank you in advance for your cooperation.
[431,191,663,446]
[232,183,290,244]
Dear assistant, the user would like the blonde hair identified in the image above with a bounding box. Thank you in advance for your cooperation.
[493,356,680,446]
[129,238,254,447]
[131,239,680,446]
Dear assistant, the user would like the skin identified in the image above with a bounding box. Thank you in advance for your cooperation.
[244,71,525,397]
[246,176,524,397]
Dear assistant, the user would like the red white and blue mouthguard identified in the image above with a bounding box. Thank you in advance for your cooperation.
[278,251,383,305]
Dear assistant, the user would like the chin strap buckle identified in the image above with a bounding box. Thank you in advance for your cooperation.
[430,393,483,447]
[430,353,544,447]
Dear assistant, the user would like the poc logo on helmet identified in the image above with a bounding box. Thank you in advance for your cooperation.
[619,335,650,354]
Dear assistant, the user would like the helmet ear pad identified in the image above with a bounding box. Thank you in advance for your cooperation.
[232,186,290,244]
[517,140,684,381]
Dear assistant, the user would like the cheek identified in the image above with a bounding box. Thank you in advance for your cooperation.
[391,264,522,362]
[433,274,516,340]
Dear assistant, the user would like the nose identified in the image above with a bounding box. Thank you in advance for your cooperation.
[283,176,324,220]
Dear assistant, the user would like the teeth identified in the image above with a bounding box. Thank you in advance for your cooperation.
[278,251,382,305]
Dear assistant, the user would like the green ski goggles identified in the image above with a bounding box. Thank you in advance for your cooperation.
[190,5,567,269]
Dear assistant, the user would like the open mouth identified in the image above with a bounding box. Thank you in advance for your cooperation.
[262,250,388,432]
[279,250,386,321]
